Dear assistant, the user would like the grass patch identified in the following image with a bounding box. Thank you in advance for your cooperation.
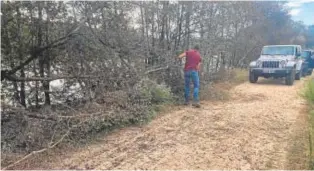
[302,79,314,169]
[309,110,314,170]
[303,80,314,105]
[200,83,231,101]
[231,68,249,84]
[200,68,248,101]
[308,109,314,170]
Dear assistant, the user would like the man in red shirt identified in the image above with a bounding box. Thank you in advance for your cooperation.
[177,45,201,108]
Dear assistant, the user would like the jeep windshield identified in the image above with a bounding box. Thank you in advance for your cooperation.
[261,46,295,56]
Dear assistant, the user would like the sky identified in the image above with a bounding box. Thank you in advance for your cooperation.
[286,0,314,25]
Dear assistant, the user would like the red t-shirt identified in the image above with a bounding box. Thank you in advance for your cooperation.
[184,49,201,71]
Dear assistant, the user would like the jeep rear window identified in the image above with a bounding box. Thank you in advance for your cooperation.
[261,46,295,55]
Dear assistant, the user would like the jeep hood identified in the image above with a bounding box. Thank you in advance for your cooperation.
[259,55,295,61]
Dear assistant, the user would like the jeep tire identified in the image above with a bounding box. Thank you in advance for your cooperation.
[249,71,258,83]
[285,69,295,85]
[308,68,313,76]
[302,68,307,77]
[295,70,302,80]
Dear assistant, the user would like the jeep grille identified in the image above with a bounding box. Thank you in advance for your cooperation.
[262,61,279,68]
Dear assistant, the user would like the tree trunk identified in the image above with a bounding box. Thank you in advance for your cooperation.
[4,23,20,104]
[175,4,183,51]
[215,56,220,72]
[185,2,192,50]
[30,7,39,107]
[151,4,155,47]
[140,2,149,67]
[33,60,39,107]
[44,3,51,105]
[37,2,47,106]
[159,2,166,48]
[219,52,226,75]
[16,4,26,107]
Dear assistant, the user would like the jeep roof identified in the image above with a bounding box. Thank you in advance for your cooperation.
[303,49,314,52]
[263,45,300,47]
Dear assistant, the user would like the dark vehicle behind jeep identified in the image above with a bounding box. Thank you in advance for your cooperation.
[301,50,314,76]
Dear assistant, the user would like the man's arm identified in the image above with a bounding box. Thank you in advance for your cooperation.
[177,52,186,59]
[196,62,201,71]
[196,57,202,71]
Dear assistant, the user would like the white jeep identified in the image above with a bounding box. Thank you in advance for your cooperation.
[249,45,304,85]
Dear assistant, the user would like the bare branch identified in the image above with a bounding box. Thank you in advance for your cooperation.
[1,19,87,81]
[2,109,114,170]
[2,74,105,82]
[2,129,70,170]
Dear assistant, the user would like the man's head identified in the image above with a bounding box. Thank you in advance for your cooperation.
[193,45,200,51]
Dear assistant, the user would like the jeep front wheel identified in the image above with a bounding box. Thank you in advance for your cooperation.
[308,68,313,75]
[285,69,295,85]
[249,71,258,83]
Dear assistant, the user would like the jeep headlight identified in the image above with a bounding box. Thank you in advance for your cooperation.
[249,61,257,67]
[256,60,262,67]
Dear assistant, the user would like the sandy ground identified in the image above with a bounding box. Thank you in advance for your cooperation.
[13,77,310,170]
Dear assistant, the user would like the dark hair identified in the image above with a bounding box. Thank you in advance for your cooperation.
[194,45,200,50]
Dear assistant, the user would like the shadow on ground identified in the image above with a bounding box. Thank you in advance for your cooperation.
[255,78,301,86]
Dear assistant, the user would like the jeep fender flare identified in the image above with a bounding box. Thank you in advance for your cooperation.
[295,60,303,72]
[286,61,297,70]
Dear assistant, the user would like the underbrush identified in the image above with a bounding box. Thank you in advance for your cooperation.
[302,80,314,169]
[1,78,174,169]
[230,68,249,84]
[1,68,248,169]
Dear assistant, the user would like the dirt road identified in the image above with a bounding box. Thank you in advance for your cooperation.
[34,78,310,169]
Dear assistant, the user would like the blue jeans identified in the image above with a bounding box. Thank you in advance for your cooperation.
[184,70,199,103]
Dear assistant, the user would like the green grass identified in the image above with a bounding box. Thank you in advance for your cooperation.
[302,80,314,169]
[303,80,314,105]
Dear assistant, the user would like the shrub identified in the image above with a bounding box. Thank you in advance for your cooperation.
[302,80,314,169]
[138,78,174,105]
[151,83,173,104]
[1,78,174,161]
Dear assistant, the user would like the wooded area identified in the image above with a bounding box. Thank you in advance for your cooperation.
[1,1,314,166]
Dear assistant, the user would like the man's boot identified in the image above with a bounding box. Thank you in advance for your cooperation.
[184,101,190,106]
[192,102,201,108]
